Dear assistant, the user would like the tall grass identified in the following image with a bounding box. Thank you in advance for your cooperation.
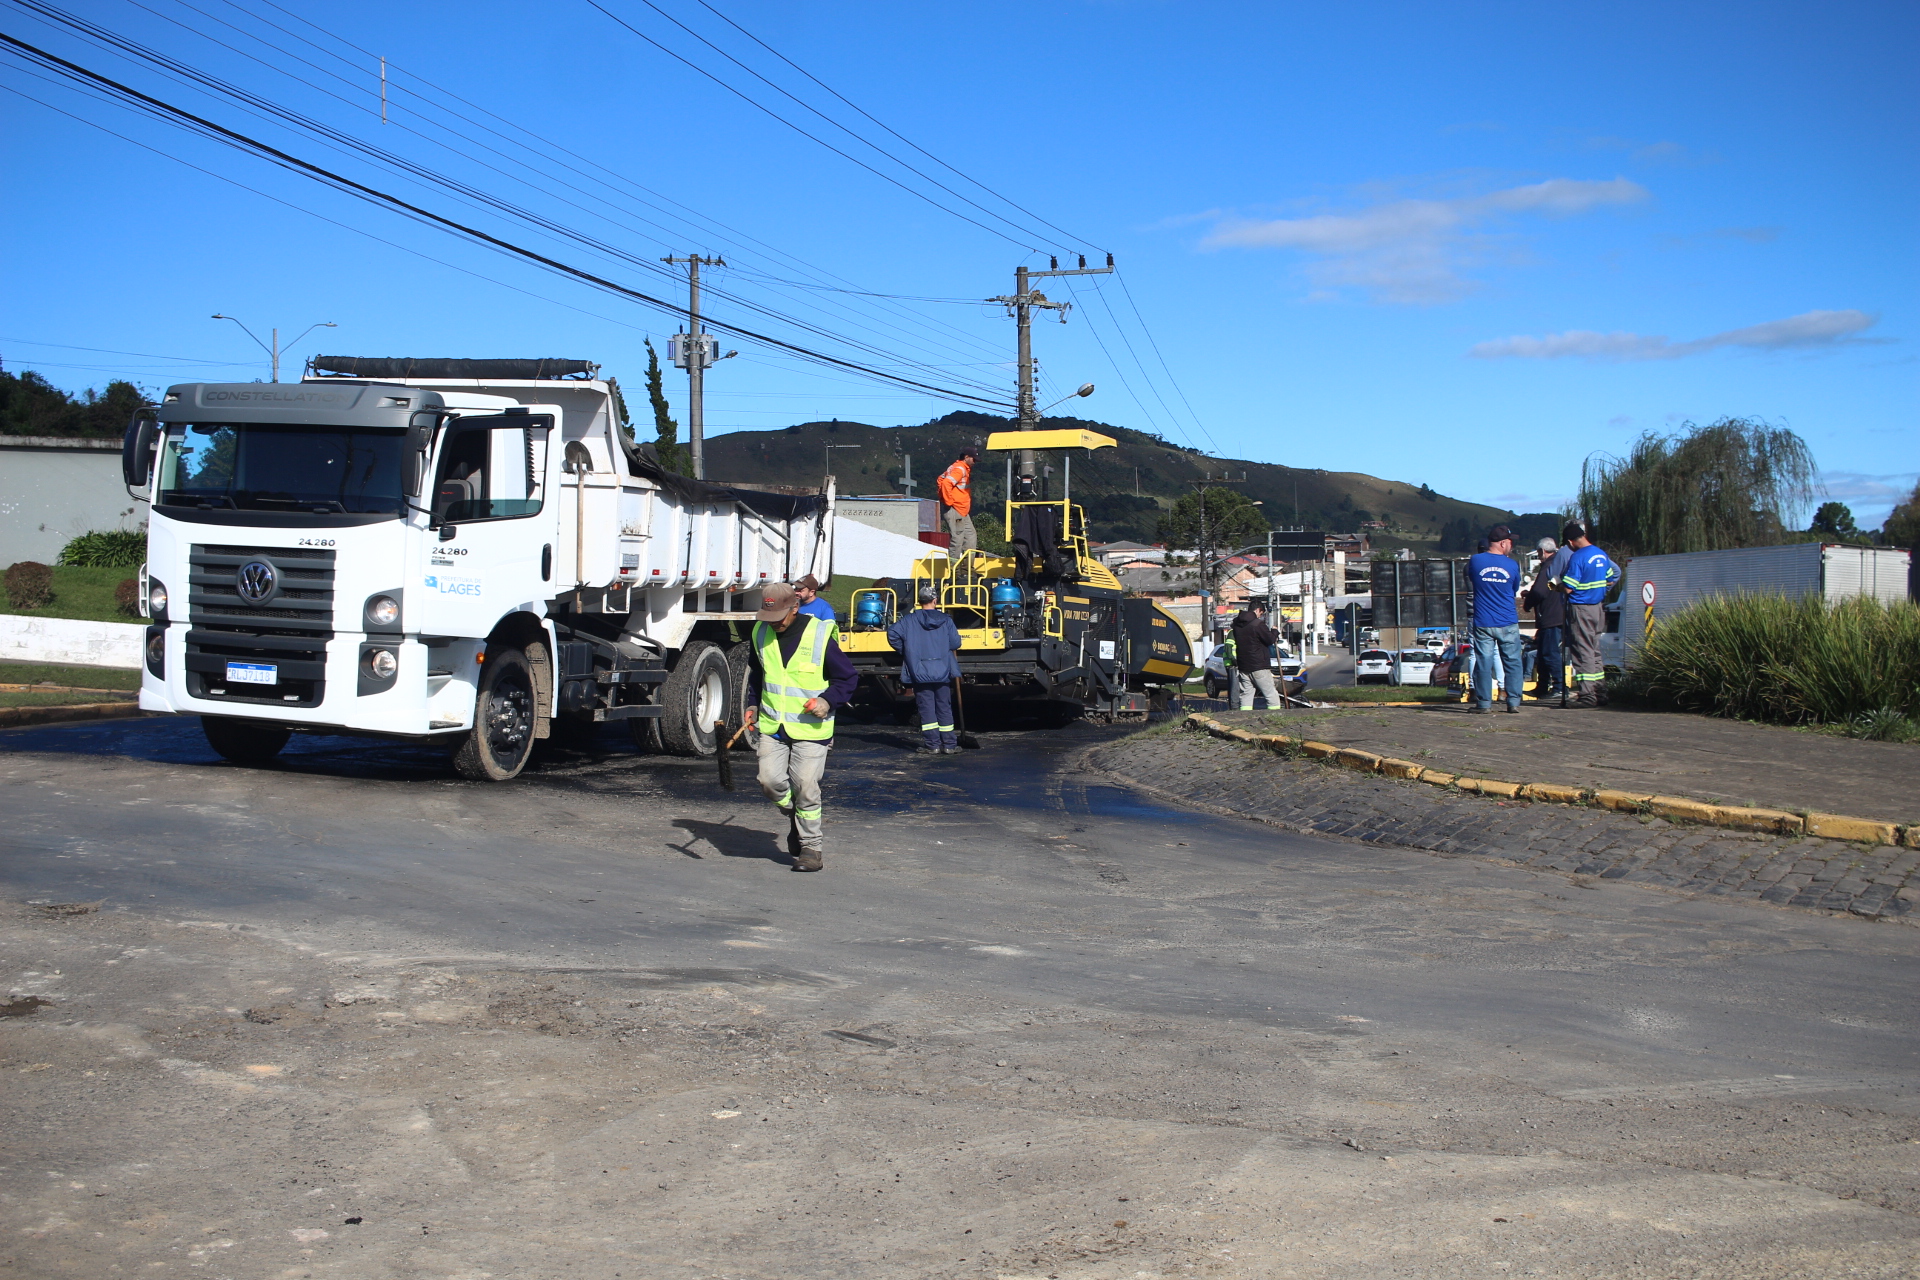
[1632,593,1920,724]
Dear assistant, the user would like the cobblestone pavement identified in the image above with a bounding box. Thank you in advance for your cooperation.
[1093,727,1920,922]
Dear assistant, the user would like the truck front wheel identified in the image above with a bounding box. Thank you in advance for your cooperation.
[657,640,728,757]
[202,716,290,765]
[451,646,536,781]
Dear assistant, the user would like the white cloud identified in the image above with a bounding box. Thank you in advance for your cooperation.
[1817,472,1919,527]
[1469,309,1881,360]
[1199,178,1648,304]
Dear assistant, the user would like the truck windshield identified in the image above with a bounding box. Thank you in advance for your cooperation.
[157,422,407,514]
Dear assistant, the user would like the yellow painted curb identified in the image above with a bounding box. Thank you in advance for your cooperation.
[1712,806,1804,835]
[1333,748,1382,773]
[1180,711,1905,845]
[0,701,143,729]
[1593,789,1655,813]
[1650,796,1721,824]
[1806,813,1900,845]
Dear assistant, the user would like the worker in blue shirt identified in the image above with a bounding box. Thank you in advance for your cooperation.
[793,574,837,624]
[1467,525,1525,714]
[1558,520,1621,708]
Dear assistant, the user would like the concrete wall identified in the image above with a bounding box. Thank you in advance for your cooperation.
[1,437,147,565]
[0,614,144,667]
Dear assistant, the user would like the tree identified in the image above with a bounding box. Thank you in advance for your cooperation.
[1809,501,1859,539]
[642,339,690,475]
[1158,487,1268,593]
[1883,481,1920,549]
[1577,417,1817,558]
[2,367,152,438]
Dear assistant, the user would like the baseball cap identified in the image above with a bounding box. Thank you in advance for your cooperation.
[757,583,799,621]
[1486,524,1513,543]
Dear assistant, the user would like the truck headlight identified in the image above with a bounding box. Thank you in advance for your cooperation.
[147,579,169,621]
[366,648,398,680]
[365,594,400,628]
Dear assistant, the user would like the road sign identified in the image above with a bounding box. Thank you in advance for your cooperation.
[1641,580,1657,606]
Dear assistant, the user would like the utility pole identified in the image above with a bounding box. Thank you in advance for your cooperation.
[990,254,1113,489]
[1188,473,1247,640]
[663,254,729,480]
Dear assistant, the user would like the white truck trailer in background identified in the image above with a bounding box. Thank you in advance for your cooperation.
[1618,542,1912,662]
[122,358,834,779]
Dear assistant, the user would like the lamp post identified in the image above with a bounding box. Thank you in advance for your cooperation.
[1039,383,1095,415]
[824,444,859,484]
[211,315,337,382]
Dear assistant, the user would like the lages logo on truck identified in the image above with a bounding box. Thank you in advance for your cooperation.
[423,575,482,598]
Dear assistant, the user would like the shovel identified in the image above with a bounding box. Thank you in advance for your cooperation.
[950,678,982,750]
[713,720,751,790]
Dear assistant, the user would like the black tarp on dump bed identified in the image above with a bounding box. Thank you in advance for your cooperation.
[311,356,600,380]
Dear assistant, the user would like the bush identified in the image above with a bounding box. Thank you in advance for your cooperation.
[57,528,147,568]
[4,561,55,609]
[115,577,142,617]
[1633,592,1920,725]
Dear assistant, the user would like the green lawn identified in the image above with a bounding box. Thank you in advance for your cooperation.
[1312,684,1460,703]
[0,688,137,708]
[0,660,142,690]
[2,565,148,625]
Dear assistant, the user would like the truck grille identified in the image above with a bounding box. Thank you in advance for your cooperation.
[184,544,336,707]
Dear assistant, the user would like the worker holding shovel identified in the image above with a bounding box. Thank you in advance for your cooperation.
[741,583,859,872]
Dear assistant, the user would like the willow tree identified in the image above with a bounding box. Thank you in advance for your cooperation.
[1577,418,1817,558]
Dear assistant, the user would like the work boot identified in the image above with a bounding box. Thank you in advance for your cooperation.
[791,848,823,873]
[917,745,940,755]
[1503,704,1520,714]
[1467,705,1488,715]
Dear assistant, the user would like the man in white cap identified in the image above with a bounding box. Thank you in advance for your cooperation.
[741,582,858,871]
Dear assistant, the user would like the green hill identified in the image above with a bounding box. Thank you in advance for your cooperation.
[704,411,1537,553]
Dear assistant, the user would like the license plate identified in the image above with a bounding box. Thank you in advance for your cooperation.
[226,662,278,686]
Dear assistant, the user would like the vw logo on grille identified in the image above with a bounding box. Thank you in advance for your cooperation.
[235,559,278,605]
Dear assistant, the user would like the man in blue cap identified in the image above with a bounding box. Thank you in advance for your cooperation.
[1467,525,1525,714]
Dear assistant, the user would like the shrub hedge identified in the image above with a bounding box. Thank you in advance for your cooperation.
[5,561,54,609]
[1632,592,1920,724]
[57,528,147,568]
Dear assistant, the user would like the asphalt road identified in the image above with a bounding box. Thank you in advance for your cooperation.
[3,712,1916,1278]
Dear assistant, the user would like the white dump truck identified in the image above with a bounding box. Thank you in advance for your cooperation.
[121,358,834,779]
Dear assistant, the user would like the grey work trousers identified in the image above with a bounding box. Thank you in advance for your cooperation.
[1565,602,1605,694]
[1237,667,1279,710]
[944,508,977,553]
[756,734,830,853]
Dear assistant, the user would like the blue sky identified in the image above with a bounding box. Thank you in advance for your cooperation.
[4,0,1914,525]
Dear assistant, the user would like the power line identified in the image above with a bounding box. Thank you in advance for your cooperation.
[585,0,1041,253]
[0,34,1015,409]
[10,3,1015,398]
[1113,270,1218,451]
[0,336,256,363]
[690,0,1103,254]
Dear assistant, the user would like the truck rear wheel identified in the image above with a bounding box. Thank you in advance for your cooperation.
[202,716,290,765]
[724,641,760,752]
[451,646,536,781]
[657,640,728,757]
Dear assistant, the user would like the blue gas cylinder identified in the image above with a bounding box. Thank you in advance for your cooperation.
[989,579,1024,612]
[853,591,889,628]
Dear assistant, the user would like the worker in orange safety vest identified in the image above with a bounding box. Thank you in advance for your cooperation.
[936,445,980,553]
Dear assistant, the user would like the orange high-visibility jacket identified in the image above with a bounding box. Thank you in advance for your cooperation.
[937,457,972,516]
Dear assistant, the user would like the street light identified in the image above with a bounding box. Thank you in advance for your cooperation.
[1039,383,1095,415]
[824,443,860,481]
[211,315,337,382]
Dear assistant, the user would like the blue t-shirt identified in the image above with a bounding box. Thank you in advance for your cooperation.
[1468,552,1521,628]
[797,597,838,623]
[1561,545,1619,604]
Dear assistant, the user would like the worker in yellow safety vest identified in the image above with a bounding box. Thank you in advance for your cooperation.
[741,582,859,871]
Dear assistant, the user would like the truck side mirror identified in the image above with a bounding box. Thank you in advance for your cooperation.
[122,407,158,489]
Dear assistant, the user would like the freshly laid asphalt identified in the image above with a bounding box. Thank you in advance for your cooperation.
[3,711,1917,1278]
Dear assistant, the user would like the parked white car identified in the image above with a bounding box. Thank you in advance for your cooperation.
[1355,648,1395,684]
[1391,649,1437,686]
[1202,646,1302,699]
